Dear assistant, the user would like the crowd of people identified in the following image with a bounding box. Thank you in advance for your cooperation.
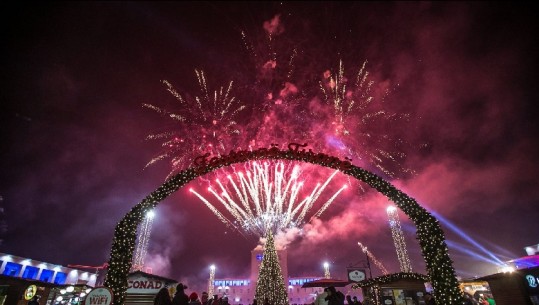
[154,284,495,305]
[154,284,367,305]
[313,286,368,305]
[154,283,232,305]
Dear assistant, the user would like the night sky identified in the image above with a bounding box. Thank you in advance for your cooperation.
[1,2,539,294]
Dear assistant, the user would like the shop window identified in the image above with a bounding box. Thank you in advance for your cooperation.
[22,266,39,280]
[40,269,54,282]
[54,272,67,284]
[2,262,22,277]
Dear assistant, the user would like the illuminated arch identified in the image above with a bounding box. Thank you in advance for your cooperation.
[105,144,464,305]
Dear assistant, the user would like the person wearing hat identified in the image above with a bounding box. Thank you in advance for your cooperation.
[172,283,189,305]
[188,292,202,305]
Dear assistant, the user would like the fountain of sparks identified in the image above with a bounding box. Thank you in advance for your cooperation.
[132,210,155,272]
[358,242,389,275]
[190,161,347,238]
[386,206,413,273]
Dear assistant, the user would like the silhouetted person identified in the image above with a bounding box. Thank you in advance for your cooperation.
[188,292,202,305]
[424,292,436,305]
[201,292,210,305]
[315,288,329,305]
[325,287,344,305]
[155,288,172,305]
[172,283,189,305]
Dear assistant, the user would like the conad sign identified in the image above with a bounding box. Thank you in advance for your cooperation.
[127,276,166,294]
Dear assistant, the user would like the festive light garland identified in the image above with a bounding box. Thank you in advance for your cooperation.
[104,143,463,305]
[351,272,430,289]
[358,242,389,275]
[132,210,154,272]
[387,207,413,273]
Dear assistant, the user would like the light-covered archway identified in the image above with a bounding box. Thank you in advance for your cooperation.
[104,143,463,305]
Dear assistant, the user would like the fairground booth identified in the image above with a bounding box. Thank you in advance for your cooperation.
[458,280,493,303]
[0,253,97,305]
[0,275,93,305]
[351,273,430,305]
[124,271,178,305]
[476,266,539,305]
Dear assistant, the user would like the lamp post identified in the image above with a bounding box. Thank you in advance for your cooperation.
[323,262,330,279]
[208,265,216,297]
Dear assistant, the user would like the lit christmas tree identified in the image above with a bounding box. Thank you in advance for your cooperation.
[255,231,289,305]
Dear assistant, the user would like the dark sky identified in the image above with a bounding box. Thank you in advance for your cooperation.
[1,2,539,294]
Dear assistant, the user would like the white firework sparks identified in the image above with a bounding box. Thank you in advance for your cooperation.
[190,161,347,237]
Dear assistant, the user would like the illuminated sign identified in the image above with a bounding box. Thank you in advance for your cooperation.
[24,285,37,300]
[526,274,538,288]
[523,268,539,294]
[347,268,366,282]
[126,274,171,294]
[84,287,113,305]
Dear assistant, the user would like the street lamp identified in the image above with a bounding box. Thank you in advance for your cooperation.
[208,265,216,296]
[323,262,330,279]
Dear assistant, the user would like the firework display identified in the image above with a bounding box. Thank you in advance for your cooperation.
[144,21,417,180]
[141,25,418,241]
[144,70,246,177]
[190,160,347,237]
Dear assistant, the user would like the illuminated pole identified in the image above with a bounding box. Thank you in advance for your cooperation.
[132,210,155,271]
[386,206,412,273]
[323,262,331,279]
[208,265,216,296]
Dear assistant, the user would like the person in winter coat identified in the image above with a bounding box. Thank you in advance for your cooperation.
[188,292,202,305]
[325,287,345,305]
[315,288,329,305]
[154,288,172,305]
[172,283,189,305]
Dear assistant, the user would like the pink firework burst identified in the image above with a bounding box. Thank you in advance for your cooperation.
[144,70,246,177]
